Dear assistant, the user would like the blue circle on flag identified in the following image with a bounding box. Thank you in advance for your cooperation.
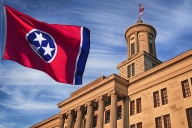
[26,29,57,63]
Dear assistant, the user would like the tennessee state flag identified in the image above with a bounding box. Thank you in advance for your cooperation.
[139,4,144,16]
[3,5,90,85]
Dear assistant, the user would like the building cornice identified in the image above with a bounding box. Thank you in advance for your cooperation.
[70,76,106,97]
[117,51,162,69]
[125,22,156,38]
[117,51,144,68]
[57,74,128,108]
[30,113,59,128]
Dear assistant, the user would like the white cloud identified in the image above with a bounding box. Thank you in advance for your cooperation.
[0,86,58,113]
[0,61,65,86]
[0,82,81,114]
[147,2,192,45]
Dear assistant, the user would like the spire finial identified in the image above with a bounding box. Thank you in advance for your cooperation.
[137,16,143,23]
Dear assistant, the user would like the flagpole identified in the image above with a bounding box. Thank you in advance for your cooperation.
[139,5,140,21]
[1,0,6,62]
[138,4,144,22]
[0,0,3,83]
[139,4,142,21]
[1,0,3,61]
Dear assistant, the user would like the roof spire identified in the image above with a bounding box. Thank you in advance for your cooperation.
[137,16,143,23]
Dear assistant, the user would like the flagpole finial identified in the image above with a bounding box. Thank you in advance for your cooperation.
[137,18,143,24]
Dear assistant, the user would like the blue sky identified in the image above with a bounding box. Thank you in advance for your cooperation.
[0,0,192,128]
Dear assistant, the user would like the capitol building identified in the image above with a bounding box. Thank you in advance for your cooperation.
[31,19,192,128]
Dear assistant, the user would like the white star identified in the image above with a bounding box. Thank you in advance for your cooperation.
[42,43,55,57]
[33,32,46,46]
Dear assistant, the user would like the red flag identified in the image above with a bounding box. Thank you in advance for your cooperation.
[3,5,90,85]
[139,4,144,16]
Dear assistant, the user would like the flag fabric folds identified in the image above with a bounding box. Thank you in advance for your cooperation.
[3,5,90,85]
[139,4,144,16]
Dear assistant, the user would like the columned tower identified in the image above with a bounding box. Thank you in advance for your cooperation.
[126,20,157,58]
[117,20,162,79]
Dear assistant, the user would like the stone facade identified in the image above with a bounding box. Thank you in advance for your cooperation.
[117,51,162,80]
[30,20,192,128]
[128,50,192,128]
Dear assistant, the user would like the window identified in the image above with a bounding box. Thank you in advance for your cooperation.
[130,124,135,128]
[164,114,171,128]
[105,110,110,124]
[117,106,122,120]
[181,79,191,98]
[128,65,131,78]
[132,63,135,76]
[155,116,162,128]
[161,88,168,105]
[128,63,135,78]
[137,122,142,128]
[191,78,192,84]
[131,37,134,40]
[92,115,97,128]
[136,98,141,113]
[131,43,135,55]
[186,107,192,128]
[149,42,153,55]
[130,100,135,115]
[131,122,142,128]
[153,91,160,108]
[148,33,153,40]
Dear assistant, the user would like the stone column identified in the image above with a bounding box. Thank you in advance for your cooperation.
[97,96,105,128]
[74,107,83,128]
[145,31,149,52]
[123,96,129,128]
[109,91,117,128]
[127,36,130,58]
[67,111,74,128]
[58,114,66,128]
[85,102,93,128]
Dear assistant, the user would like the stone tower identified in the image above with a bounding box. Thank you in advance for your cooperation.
[117,20,162,79]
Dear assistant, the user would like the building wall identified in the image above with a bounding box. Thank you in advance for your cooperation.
[118,53,145,79]
[128,54,192,128]
[118,51,162,80]
[144,53,161,71]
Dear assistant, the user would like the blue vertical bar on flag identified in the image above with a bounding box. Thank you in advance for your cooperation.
[74,27,90,85]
